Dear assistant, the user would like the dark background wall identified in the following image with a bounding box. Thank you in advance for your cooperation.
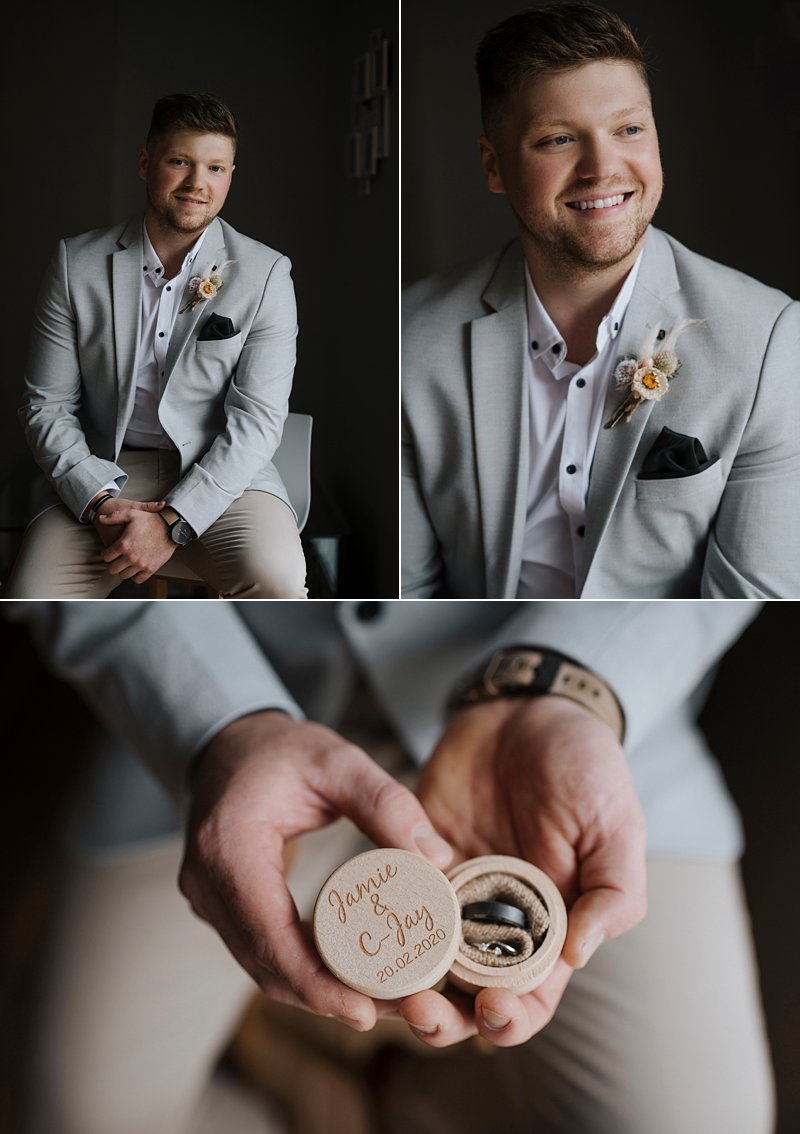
[402,0,800,296]
[6,0,398,597]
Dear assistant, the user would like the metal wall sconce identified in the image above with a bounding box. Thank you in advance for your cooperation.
[348,29,390,195]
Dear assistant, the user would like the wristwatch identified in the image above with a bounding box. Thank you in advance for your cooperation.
[447,647,625,742]
[159,505,196,546]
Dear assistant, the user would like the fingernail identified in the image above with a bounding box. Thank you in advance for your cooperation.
[336,1015,366,1032]
[408,1022,439,1036]
[481,1008,511,1031]
[576,930,606,968]
[412,824,452,867]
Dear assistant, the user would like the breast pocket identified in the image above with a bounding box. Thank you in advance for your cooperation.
[186,332,244,397]
[630,457,725,586]
[635,456,724,505]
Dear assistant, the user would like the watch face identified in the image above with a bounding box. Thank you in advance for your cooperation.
[170,519,194,545]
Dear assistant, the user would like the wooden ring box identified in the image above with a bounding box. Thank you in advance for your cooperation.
[312,849,567,999]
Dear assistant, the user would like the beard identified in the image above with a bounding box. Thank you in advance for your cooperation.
[513,185,661,277]
[150,193,217,236]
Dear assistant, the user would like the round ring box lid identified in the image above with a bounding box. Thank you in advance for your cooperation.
[447,854,567,995]
[313,848,462,999]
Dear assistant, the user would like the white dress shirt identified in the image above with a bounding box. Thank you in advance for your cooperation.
[123,224,208,449]
[516,250,643,598]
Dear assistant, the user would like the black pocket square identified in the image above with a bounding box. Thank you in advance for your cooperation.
[638,426,714,480]
[198,313,237,341]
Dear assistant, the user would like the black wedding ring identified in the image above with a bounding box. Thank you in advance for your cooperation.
[461,900,529,930]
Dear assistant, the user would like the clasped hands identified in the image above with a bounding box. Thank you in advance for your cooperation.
[92,497,174,583]
[179,697,646,1050]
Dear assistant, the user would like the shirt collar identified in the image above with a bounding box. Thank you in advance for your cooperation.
[525,245,645,375]
[141,222,208,285]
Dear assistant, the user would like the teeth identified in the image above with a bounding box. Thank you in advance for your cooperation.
[569,193,627,210]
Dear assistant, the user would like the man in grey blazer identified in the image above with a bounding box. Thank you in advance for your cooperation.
[8,601,774,1133]
[6,92,306,598]
[402,4,800,598]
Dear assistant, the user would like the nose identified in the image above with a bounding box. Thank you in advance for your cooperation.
[180,165,204,190]
[574,134,617,181]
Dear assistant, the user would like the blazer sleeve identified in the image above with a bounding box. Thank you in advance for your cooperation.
[19,241,128,518]
[165,254,298,535]
[702,299,800,597]
[401,414,449,598]
[4,601,304,803]
[450,601,760,754]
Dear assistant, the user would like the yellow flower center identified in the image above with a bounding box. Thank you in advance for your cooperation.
[641,371,659,389]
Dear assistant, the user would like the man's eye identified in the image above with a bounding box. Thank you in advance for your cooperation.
[620,125,641,137]
[540,134,571,147]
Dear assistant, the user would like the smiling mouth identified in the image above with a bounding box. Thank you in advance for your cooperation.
[175,196,208,206]
[566,191,634,211]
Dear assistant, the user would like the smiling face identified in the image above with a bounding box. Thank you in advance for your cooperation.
[138,130,235,238]
[479,60,663,280]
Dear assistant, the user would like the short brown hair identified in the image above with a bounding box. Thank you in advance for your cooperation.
[146,92,238,151]
[477,4,649,135]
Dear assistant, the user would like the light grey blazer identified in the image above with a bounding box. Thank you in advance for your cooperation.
[20,215,297,535]
[7,601,758,862]
[402,227,800,598]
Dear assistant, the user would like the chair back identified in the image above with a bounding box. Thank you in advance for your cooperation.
[274,412,313,532]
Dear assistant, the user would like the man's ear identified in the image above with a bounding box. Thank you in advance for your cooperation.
[478,135,505,195]
[137,147,149,182]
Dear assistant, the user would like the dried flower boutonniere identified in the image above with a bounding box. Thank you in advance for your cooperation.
[180,260,235,314]
[603,318,707,429]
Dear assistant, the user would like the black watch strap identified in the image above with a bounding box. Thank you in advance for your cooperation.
[448,647,625,742]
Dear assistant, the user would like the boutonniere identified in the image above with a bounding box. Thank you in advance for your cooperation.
[603,318,706,429]
[180,260,235,314]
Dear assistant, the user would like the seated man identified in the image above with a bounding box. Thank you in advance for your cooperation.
[6,92,306,599]
[402,3,800,598]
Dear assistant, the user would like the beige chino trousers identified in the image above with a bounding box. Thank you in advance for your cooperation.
[5,449,307,599]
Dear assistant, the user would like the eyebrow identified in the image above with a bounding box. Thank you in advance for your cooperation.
[167,152,230,163]
[527,105,652,129]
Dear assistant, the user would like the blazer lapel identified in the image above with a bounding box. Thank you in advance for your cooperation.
[580,228,682,587]
[111,218,145,453]
[163,218,227,379]
[470,243,530,598]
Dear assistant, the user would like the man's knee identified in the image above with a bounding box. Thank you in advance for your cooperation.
[226,537,307,599]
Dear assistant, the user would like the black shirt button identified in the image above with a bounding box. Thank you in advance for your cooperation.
[531,340,539,350]
[577,524,586,538]
[576,377,586,388]
[166,285,171,291]
[552,344,561,354]
[355,602,383,622]
[566,464,577,475]
[158,331,165,338]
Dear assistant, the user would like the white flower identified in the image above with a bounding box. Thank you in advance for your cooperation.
[631,365,670,401]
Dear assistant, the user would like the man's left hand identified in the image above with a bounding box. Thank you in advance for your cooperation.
[399,695,647,1049]
[97,507,176,582]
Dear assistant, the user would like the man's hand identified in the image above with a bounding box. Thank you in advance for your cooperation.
[398,695,646,1049]
[178,711,453,1032]
[92,498,165,551]
[97,504,174,582]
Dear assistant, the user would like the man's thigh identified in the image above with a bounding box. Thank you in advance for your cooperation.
[4,450,173,599]
[375,858,775,1134]
[179,490,307,599]
[4,505,119,599]
[23,837,258,1134]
